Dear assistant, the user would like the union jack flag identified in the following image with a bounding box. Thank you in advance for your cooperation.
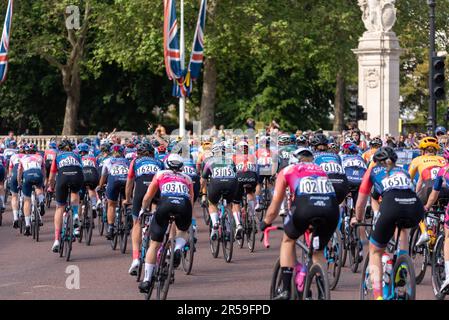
[188,0,207,81]
[163,0,182,82]
[0,0,13,85]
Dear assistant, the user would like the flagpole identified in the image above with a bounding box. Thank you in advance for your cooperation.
[179,0,186,138]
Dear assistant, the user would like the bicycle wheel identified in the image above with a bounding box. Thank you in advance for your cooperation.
[359,254,374,300]
[326,230,343,290]
[222,209,234,263]
[35,209,40,243]
[303,263,331,300]
[111,209,120,250]
[237,210,245,249]
[432,233,447,300]
[202,205,210,226]
[269,259,282,299]
[85,201,94,246]
[392,254,416,300]
[209,220,220,258]
[78,213,84,244]
[408,227,428,285]
[120,208,131,254]
[247,213,257,253]
[46,192,51,208]
[182,224,195,275]
[66,212,74,262]
[158,239,175,300]
[97,203,105,236]
[349,227,362,273]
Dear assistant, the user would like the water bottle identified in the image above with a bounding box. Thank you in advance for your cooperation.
[382,253,392,298]
[344,215,350,234]
[295,262,307,293]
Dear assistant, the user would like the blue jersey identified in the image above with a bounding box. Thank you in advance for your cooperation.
[341,154,367,185]
[129,156,163,180]
[54,151,82,170]
[314,152,345,176]
[181,158,198,179]
[365,165,413,196]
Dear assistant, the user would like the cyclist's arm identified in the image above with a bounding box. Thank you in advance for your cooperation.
[263,170,287,225]
[48,158,57,189]
[125,161,135,202]
[408,158,419,180]
[355,167,373,221]
[425,175,444,209]
[17,163,23,187]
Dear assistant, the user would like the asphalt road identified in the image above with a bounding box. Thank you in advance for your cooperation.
[0,203,440,300]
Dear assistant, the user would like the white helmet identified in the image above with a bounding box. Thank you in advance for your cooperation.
[166,154,184,171]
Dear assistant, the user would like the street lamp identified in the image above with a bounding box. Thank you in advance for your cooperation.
[427,0,436,135]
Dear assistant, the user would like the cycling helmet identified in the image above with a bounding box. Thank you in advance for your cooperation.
[342,142,358,153]
[100,141,111,153]
[435,126,447,136]
[369,137,382,148]
[167,141,177,153]
[166,154,184,171]
[236,141,249,151]
[157,145,167,153]
[110,144,124,155]
[296,135,308,145]
[278,134,292,146]
[77,143,90,154]
[18,144,25,153]
[373,147,398,163]
[28,143,37,153]
[82,137,92,146]
[137,142,152,155]
[49,141,57,149]
[212,144,225,155]
[293,147,314,160]
[8,140,17,148]
[58,139,75,151]
[419,137,440,150]
[23,143,30,153]
[328,143,340,152]
[344,136,356,144]
[310,134,328,147]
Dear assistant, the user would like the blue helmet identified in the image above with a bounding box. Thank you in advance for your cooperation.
[8,140,17,148]
[77,143,90,154]
[82,137,92,146]
[49,141,57,149]
[435,126,447,136]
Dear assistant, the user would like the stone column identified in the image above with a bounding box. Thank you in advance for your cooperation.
[353,0,402,138]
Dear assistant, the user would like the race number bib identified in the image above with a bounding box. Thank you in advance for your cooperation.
[298,177,335,195]
[343,159,366,169]
[280,151,290,159]
[161,182,189,196]
[59,156,80,167]
[182,166,197,176]
[236,163,257,172]
[136,164,160,176]
[82,159,96,168]
[23,161,40,171]
[320,162,344,174]
[258,157,272,166]
[46,154,55,161]
[212,167,235,178]
[381,174,412,191]
[430,167,440,180]
[111,165,129,176]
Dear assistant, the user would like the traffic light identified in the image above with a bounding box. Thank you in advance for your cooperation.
[356,105,367,121]
[349,100,357,121]
[432,56,446,101]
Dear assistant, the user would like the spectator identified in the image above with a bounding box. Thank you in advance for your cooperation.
[246,118,256,130]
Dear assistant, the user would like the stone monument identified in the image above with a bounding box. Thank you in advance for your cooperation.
[353,0,402,137]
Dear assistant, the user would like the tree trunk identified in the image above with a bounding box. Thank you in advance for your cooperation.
[200,57,217,131]
[333,71,345,132]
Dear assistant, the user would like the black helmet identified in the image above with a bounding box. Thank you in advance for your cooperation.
[137,142,152,155]
[370,137,382,148]
[310,134,328,147]
[58,139,75,151]
[373,147,397,163]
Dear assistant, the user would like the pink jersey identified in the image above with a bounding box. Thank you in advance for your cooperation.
[154,170,193,199]
[44,149,57,162]
[81,155,98,168]
[19,154,44,173]
[282,163,336,197]
[9,153,24,171]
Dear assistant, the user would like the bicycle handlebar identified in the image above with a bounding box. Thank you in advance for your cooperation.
[260,226,284,249]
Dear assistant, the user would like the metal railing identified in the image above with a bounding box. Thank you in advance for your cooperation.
[0,136,96,151]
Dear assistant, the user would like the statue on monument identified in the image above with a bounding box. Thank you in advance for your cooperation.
[358,0,397,32]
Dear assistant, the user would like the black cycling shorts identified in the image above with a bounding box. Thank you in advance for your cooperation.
[82,167,99,189]
[284,195,339,250]
[190,175,200,203]
[132,176,154,219]
[370,190,424,248]
[106,178,126,202]
[45,160,52,179]
[347,182,361,207]
[207,179,238,205]
[150,196,192,242]
[328,173,349,205]
[234,171,258,202]
[55,167,84,206]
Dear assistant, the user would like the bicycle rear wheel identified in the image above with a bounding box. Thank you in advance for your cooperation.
[66,213,74,262]
[269,259,282,299]
[202,206,210,226]
[303,263,330,300]
[111,209,121,250]
[327,230,343,290]
[120,208,131,254]
[209,220,220,258]
[431,233,446,300]
[85,202,94,246]
[408,227,428,285]
[349,227,361,273]
[359,254,374,300]
[222,209,234,263]
[247,213,256,253]
[182,224,195,275]
[392,254,416,300]
[158,240,175,300]
[35,210,40,242]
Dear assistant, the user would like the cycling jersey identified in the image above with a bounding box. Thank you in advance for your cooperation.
[3,148,17,163]
[202,156,238,205]
[181,157,200,202]
[44,148,57,163]
[314,151,348,204]
[19,154,45,197]
[8,154,24,193]
[233,154,258,173]
[277,145,296,172]
[256,147,273,176]
[50,151,83,173]
[359,165,414,198]
[102,157,130,180]
[51,152,84,205]
[432,165,449,229]
[362,148,377,164]
[125,147,137,161]
[341,154,367,186]
[81,155,99,189]
[408,155,446,181]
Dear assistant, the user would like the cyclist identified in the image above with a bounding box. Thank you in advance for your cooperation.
[44,141,58,187]
[138,154,194,293]
[311,133,348,205]
[197,139,214,205]
[341,142,367,206]
[48,140,84,252]
[362,137,382,164]
[276,134,297,217]
[97,140,111,176]
[125,142,164,276]
[423,146,449,293]
[233,140,258,239]
[350,147,424,300]
[8,144,26,228]
[409,137,446,246]
[78,142,100,231]
[17,143,46,235]
[436,126,447,143]
[98,144,130,240]
[255,136,274,211]
[260,147,339,300]
[328,142,340,155]
[296,135,309,148]
[3,140,17,168]
[156,145,168,162]
[124,140,138,161]
[201,143,239,240]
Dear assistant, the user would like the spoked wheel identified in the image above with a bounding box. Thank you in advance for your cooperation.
[270,259,282,299]
[34,211,40,242]
[409,227,428,285]
[222,209,234,263]
[111,209,121,251]
[182,224,195,275]
[349,227,362,273]
[432,233,447,300]
[209,220,220,259]
[120,210,131,254]
[303,263,330,300]
[138,230,151,282]
[78,215,84,244]
[326,230,343,290]
[247,213,257,253]
[65,214,74,262]
[19,212,24,234]
[97,206,105,236]
[157,240,175,300]
[237,212,245,249]
[85,203,94,246]
[202,205,210,226]
[392,254,416,300]
[360,254,374,300]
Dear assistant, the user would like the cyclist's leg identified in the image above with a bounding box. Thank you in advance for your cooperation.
[22,176,33,228]
[106,179,119,233]
[441,224,449,291]
[53,173,69,247]
[131,180,147,263]
[173,200,193,253]
[207,181,220,227]
[0,165,5,210]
